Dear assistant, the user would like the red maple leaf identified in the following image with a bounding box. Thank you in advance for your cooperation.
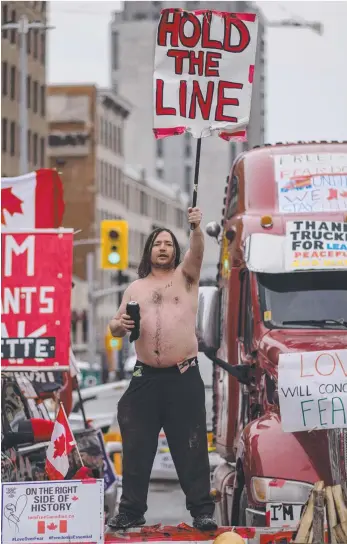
[71,495,78,501]
[47,523,57,531]
[53,433,66,458]
[1,187,24,225]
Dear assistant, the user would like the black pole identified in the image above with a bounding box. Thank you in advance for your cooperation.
[191,137,202,230]
[117,270,125,380]
[75,378,89,429]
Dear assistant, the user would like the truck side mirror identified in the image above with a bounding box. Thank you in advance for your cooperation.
[205,222,221,239]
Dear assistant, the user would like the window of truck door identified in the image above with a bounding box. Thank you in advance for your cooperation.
[238,269,253,355]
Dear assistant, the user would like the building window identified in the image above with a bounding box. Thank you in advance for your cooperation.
[184,165,192,193]
[27,130,31,162]
[27,31,31,54]
[100,117,105,146]
[10,66,16,100]
[156,168,163,180]
[33,81,38,113]
[33,133,38,165]
[10,10,16,44]
[40,85,45,116]
[2,62,8,96]
[111,31,119,71]
[33,29,38,59]
[140,191,148,215]
[40,137,45,165]
[40,33,45,64]
[156,139,163,158]
[112,125,117,153]
[107,122,112,149]
[117,126,122,155]
[2,118,7,152]
[2,4,8,38]
[27,76,31,107]
[184,132,191,157]
[10,121,15,156]
[176,208,184,229]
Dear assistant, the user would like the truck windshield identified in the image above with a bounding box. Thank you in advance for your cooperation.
[257,271,347,329]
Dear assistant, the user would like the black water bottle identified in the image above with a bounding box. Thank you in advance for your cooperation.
[126,301,140,343]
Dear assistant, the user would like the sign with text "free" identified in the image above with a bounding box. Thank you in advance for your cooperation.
[153,8,258,139]
[1,230,73,371]
[278,349,347,432]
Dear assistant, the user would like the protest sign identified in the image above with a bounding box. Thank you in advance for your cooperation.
[1,229,73,371]
[96,429,117,491]
[285,220,347,270]
[274,153,347,214]
[1,479,104,544]
[278,349,347,433]
[153,8,258,140]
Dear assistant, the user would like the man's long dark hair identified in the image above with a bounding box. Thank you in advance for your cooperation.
[138,228,181,279]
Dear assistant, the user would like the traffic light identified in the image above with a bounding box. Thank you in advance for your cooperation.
[105,327,123,352]
[100,220,128,270]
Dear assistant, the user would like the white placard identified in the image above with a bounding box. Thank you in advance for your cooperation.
[274,153,347,214]
[278,350,347,433]
[153,9,258,138]
[1,479,104,544]
[285,220,347,270]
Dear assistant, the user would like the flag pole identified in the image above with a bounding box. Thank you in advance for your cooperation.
[59,402,84,467]
[190,137,202,230]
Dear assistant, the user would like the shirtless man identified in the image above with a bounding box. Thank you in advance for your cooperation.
[107,207,216,531]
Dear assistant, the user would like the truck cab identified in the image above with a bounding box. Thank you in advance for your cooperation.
[197,142,347,528]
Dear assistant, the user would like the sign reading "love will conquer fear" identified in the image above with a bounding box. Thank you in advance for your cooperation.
[153,8,258,139]
[1,230,73,371]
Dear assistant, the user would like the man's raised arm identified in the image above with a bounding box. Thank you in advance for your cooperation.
[109,286,133,337]
[180,207,204,283]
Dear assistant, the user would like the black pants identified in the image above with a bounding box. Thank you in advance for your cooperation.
[117,359,214,518]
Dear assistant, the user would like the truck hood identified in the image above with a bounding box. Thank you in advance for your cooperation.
[259,328,347,369]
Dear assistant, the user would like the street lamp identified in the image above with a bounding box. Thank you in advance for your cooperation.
[1,16,55,175]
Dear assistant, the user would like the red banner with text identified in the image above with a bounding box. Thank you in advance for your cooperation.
[1,229,73,371]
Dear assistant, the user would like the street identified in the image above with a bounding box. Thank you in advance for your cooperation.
[146,481,191,526]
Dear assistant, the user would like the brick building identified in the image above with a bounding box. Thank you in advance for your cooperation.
[1,1,48,176]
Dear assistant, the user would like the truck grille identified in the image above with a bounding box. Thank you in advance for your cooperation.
[328,428,347,496]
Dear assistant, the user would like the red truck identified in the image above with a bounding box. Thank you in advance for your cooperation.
[197,141,347,528]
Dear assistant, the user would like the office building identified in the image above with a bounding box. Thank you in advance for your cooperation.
[1,1,48,177]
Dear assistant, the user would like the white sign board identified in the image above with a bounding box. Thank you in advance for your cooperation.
[274,153,347,214]
[1,479,104,544]
[153,9,258,139]
[285,220,347,270]
[278,349,347,433]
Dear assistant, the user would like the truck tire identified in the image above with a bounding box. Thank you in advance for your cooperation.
[238,487,248,526]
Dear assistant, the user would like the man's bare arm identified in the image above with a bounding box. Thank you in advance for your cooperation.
[180,208,204,283]
[109,286,133,337]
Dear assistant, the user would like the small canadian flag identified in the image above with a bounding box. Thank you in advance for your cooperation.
[45,404,76,480]
[37,520,68,534]
[1,169,64,230]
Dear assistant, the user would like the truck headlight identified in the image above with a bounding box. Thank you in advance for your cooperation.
[251,477,313,504]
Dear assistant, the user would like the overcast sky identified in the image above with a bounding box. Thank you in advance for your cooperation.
[47,1,347,144]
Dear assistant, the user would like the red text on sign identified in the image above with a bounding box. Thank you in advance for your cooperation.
[156,79,243,122]
[157,10,250,54]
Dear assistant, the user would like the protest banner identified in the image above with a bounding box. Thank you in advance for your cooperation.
[153,8,258,220]
[1,229,73,371]
[1,479,104,544]
[96,429,117,491]
[278,349,347,433]
[153,9,258,140]
[274,153,347,214]
[285,220,347,270]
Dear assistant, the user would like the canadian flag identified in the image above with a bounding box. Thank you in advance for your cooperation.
[1,169,64,230]
[45,404,76,480]
[37,520,68,534]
